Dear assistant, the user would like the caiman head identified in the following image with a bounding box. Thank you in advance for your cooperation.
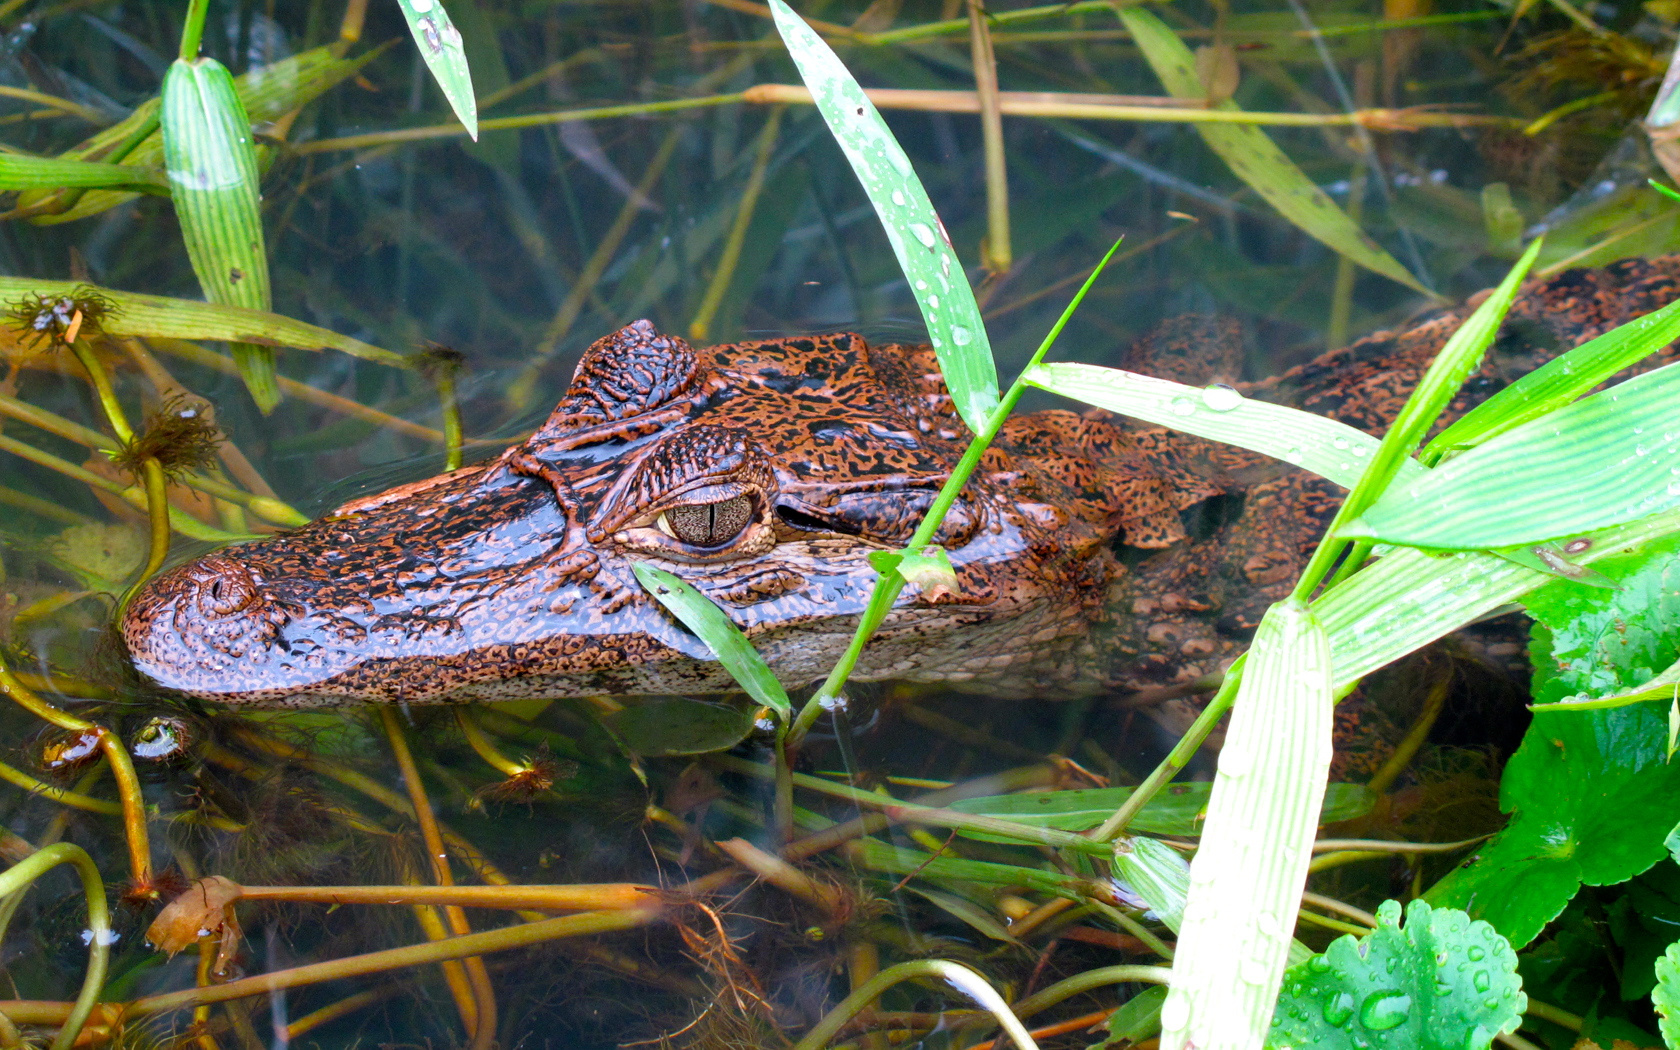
[122,321,1174,708]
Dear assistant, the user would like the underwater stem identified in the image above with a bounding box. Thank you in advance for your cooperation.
[0,843,111,1050]
[791,959,1040,1050]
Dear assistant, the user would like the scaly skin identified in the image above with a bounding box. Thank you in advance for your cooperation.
[122,259,1680,708]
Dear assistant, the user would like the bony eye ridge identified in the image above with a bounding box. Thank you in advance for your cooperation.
[654,494,753,546]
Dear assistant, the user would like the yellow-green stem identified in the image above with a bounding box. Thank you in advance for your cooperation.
[137,457,171,584]
[67,342,133,444]
[691,106,785,340]
[437,373,463,472]
[0,844,110,1050]
[968,0,1010,273]
[178,0,211,59]
[454,709,529,779]
[791,959,1040,1050]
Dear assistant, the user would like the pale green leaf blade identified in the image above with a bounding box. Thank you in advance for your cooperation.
[1023,361,1418,490]
[0,278,407,368]
[948,782,1374,837]
[22,45,377,224]
[161,57,278,411]
[1116,7,1428,295]
[1161,599,1332,1050]
[631,563,792,723]
[1429,293,1680,459]
[396,0,479,141]
[1656,939,1680,1049]
[769,0,999,433]
[1320,508,1680,689]
[1112,834,1190,932]
[1344,363,1680,549]
[0,154,166,192]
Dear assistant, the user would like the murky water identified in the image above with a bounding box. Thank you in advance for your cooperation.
[0,2,1671,1047]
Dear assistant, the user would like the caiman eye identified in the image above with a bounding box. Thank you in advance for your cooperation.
[656,495,753,547]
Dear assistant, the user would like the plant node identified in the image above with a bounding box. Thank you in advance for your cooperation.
[111,395,221,480]
[5,287,116,349]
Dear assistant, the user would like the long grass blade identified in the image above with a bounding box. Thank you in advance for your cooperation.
[0,154,168,192]
[1160,598,1333,1050]
[397,0,480,141]
[1344,363,1680,549]
[1115,7,1428,295]
[769,0,999,433]
[0,278,407,368]
[161,57,277,410]
[630,563,792,723]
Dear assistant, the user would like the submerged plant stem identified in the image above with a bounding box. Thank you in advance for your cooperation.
[137,457,170,584]
[791,959,1040,1050]
[0,662,152,892]
[0,843,110,1050]
[1088,661,1242,841]
[378,708,497,1050]
[690,106,784,341]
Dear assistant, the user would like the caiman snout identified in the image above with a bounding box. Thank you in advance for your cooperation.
[123,555,293,695]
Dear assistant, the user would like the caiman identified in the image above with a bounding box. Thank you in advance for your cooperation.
[122,259,1680,709]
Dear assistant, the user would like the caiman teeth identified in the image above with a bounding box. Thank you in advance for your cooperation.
[654,512,677,538]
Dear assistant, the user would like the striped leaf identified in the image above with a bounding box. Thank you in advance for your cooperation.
[769,0,999,434]
[1343,362,1680,549]
[0,278,405,367]
[1161,599,1334,1050]
[1427,293,1680,460]
[161,57,278,412]
[397,0,479,141]
[630,563,792,724]
[1116,7,1428,295]
[1023,362,1419,491]
[19,45,374,225]
[0,154,167,192]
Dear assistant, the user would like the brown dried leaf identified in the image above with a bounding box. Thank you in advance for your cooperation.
[146,875,243,958]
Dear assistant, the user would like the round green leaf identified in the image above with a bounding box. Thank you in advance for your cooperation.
[1267,900,1525,1050]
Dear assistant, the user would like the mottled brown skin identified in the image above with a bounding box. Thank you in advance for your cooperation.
[122,259,1680,708]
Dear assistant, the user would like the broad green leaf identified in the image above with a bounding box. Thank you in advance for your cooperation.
[1162,599,1332,1050]
[1428,294,1680,460]
[600,696,756,756]
[161,57,278,411]
[1088,986,1167,1050]
[1024,362,1418,491]
[20,45,375,224]
[631,563,792,723]
[0,278,407,368]
[949,782,1374,838]
[769,0,999,433]
[0,154,167,192]
[1112,834,1190,931]
[1345,362,1680,549]
[397,0,479,141]
[1426,535,1680,948]
[1657,939,1680,1048]
[1267,900,1525,1050]
[1319,509,1680,690]
[1115,7,1427,295]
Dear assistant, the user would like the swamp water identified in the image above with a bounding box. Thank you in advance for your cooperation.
[0,1,1674,1047]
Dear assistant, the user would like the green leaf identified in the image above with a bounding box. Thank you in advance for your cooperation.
[768,0,999,434]
[0,278,407,368]
[1024,361,1416,491]
[868,545,959,599]
[1319,509,1680,689]
[630,563,792,723]
[1345,362,1680,549]
[0,153,168,192]
[949,783,1374,838]
[1656,939,1680,1049]
[1112,834,1190,932]
[1115,7,1427,295]
[1266,900,1525,1050]
[161,57,278,412]
[1530,654,1680,712]
[845,837,1086,897]
[1161,599,1333,1050]
[1425,535,1680,948]
[600,696,756,756]
[397,0,479,141]
[1427,293,1680,460]
[1088,986,1167,1050]
[20,45,376,224]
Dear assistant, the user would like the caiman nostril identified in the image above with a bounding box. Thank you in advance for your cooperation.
[192,559,260,617]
